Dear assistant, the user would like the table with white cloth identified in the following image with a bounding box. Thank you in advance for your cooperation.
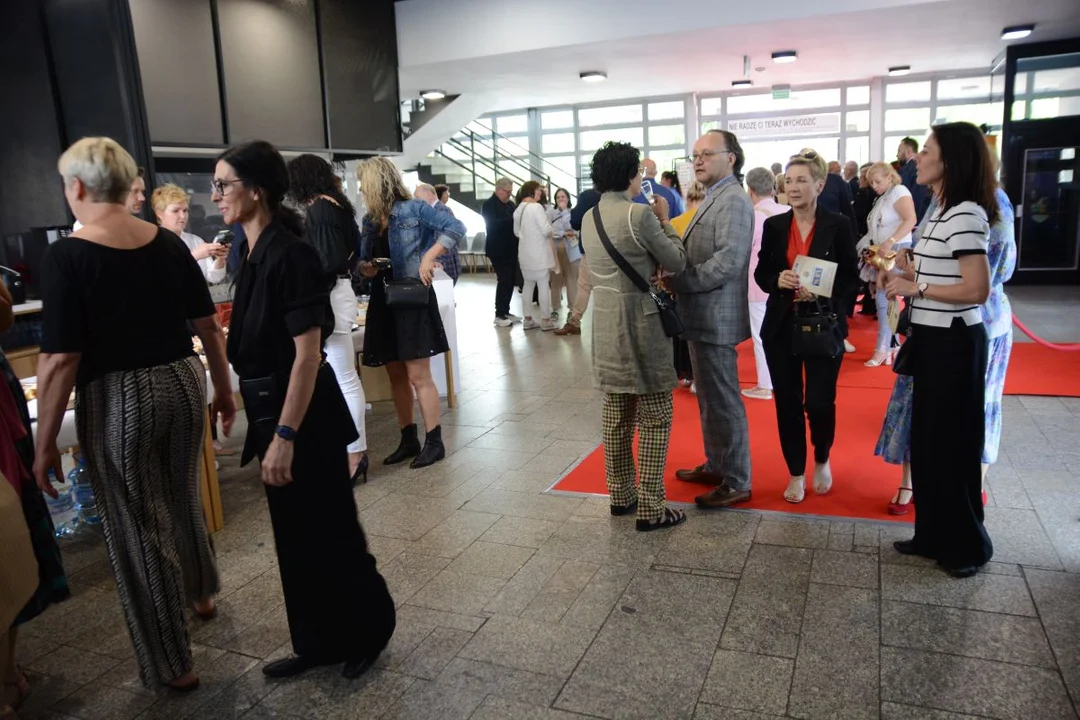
[351,269,460,408]
[23,365,241,533]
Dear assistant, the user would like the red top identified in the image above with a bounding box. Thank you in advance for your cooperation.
[786,218,816,269]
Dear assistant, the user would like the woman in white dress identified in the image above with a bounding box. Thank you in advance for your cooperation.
[513,181,560,331]
[152,184,228,284]
[858,163,917,367]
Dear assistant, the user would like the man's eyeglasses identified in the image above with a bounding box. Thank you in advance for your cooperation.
[210,179,244,196]
[688,149,733,163]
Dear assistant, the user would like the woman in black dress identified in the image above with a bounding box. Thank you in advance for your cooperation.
[356,157,466,469]
[213,141,394,679]
[286,155,368,485]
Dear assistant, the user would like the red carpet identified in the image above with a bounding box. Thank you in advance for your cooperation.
[551,315,1080,522]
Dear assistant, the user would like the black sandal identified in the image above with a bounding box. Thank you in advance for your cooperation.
[610,500,638,516]
[635,507,687,532]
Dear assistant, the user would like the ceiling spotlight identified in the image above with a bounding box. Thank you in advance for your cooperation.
[420,89,446,100]
[771,51,797,64]
[579,71,607,83]
[888,66,911,76]
[732,80,753,88]
[1001,24,1035,40]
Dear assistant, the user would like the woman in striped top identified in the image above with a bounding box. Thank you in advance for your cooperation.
[885,122,997,578]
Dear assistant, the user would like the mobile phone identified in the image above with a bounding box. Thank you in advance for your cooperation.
[373,257,392,269]
[213,229,234,245]
[641,179,656,205]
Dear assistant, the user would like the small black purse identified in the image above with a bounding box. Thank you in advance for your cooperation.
[791,298,844,358]
[383,277,431,309]
[591,205,684,338]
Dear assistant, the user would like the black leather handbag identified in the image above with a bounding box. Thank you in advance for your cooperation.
[383,277,431,309]
[592,206,684,338]
[791,298,844,358]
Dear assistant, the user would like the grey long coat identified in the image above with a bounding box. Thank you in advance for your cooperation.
[581,192,687,395]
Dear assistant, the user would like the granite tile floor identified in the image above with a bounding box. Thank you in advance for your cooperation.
[15,277,1080,720]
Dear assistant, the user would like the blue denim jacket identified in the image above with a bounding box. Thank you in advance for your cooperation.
[359,199,466,280]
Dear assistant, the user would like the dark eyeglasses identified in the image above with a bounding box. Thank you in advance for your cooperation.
[210,179,244,196]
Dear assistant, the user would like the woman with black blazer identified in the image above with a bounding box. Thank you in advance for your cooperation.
[754,150,859,504]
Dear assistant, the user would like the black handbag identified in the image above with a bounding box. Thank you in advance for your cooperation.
[383,277,431,309]
[791,298,844,358]
[591,205,684,338]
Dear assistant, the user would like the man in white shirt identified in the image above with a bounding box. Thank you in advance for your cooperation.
[742,167,791,401]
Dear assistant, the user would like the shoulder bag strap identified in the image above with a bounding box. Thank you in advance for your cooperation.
[592,205,650,294]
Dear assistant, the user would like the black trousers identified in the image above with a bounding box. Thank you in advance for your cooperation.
[489,255,516,318]
[909,319,992,570]
[764,332,843,477]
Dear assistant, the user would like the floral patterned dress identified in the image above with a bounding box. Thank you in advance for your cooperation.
[875,188,1016,465]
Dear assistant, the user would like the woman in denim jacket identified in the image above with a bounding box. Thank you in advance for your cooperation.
[357,158,466,469]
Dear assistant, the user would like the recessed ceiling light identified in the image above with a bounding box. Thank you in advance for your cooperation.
[1001,24,1035,40]
[771,51,797,64]
[420,89,446,100]
[888,66,911,76]
[732,80,753,88]
[580,71,607,83]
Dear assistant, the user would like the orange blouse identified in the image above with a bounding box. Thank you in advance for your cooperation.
[786,218,816,269]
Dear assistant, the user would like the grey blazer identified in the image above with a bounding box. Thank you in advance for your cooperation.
[581,192,687,395]
[668,176,755,346]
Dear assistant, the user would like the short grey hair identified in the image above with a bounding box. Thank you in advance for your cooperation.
[414,182,436,196]
[57,137,137,204]
[494,177,513,192]
[745,167,776,197]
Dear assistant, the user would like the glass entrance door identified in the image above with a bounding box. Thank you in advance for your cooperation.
[1019,147,1080,271]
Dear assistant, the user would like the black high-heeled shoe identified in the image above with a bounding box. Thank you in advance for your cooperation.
[350,454,369,487]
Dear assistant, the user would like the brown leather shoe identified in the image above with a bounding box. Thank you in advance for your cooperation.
[554,321,581,336]
[675,464,724,485]
[695,483,752,509]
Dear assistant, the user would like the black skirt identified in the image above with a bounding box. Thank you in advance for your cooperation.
[362,274,449,367]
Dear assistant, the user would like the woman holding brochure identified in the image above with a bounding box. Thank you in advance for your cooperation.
[754,149,859,504]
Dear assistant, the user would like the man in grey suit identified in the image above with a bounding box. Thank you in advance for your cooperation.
[667,129,755,508]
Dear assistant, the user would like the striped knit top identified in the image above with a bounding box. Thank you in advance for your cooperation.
[910,200,989,328]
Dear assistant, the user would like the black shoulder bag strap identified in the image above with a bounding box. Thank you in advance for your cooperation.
[592,205,651,294]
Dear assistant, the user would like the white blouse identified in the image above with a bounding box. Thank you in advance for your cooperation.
[178,231,226,284]
[513,202,555,272]
[869,184,913,246]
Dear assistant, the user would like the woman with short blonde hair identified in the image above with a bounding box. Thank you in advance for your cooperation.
[151,183,227,283]
[36,137,235,691]
[860,162,917,367]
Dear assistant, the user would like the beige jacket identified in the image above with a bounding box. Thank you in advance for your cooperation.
[581,192,687,395]
[0,476,38,630]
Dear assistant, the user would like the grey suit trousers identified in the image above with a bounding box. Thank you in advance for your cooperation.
[688,341,751,491]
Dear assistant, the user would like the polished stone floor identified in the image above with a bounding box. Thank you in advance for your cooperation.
[15,276,1080,720]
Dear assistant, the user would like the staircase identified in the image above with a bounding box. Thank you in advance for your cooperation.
[416,124,579,214]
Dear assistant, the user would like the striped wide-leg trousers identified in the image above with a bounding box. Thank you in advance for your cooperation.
[76,356,219,689]
[602,391,674,522]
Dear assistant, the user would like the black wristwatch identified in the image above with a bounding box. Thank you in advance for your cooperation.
[274,424,297,442]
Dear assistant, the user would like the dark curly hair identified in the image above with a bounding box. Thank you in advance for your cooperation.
[590,142,640,193]
[286,153,355,216]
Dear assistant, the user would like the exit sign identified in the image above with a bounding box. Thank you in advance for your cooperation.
[772,86,791,100]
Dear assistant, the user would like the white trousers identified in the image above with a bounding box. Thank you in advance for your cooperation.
[522,268,552,319]
[326,278,366,453]
[748,300,772,391]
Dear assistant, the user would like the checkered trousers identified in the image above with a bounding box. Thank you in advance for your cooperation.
[602,391,675,522]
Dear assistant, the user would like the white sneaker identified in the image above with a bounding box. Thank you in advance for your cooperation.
[523,318,540,330]
[540,318,557,331]
[507,313,522,322]
[741,387,773,400]
[493,316,513,327]
[690,382,697,394]
[844,340,856,353]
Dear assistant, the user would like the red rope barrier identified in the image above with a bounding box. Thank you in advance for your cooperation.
[1012,313,1080,352]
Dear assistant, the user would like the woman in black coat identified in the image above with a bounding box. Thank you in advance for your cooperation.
[755,150,859,505]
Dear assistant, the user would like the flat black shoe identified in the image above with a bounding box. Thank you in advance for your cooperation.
[941,564,980,579]
[610,501,637,516]
[893,540,936,559]
[342,656,377,680]
[262,655,332,679]
[635,507,687,532]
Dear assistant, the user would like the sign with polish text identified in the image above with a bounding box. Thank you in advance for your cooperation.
[727,113,841,138]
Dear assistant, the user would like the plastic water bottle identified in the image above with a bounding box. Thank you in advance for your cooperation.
[69,452,100,526]
[44,470,78,538]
